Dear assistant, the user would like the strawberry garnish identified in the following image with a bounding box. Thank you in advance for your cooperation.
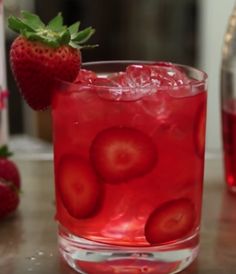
[144,198,195,245]
[8,11,96,110]
[90,127,157,182]
[58,155,101,219]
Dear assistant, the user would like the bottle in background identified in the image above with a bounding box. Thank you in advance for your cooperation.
[221,3,236,193]
[0,0,9,146]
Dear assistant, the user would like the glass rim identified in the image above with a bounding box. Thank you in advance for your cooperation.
[55,60,208,92]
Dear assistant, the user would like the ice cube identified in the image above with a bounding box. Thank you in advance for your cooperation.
[94,73,151,101]
[92,77,124,100]
[75,63,192,101]
[149,62,194,97]
[74,69,97,84]
[148,62,190,87]
[111,65,158,97]
[110,63,191,99]
[125,65,152,88]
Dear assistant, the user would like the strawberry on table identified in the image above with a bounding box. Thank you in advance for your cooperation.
[8,11,95,110]
[144,198,195,245]
[0,180,19,219]
[0,145,21,219]
[0,145,21,190]
[90,127,157,182]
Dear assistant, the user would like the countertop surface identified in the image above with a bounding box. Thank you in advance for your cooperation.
[0,157,236,274]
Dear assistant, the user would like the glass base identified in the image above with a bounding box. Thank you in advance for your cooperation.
[58,226,199,274]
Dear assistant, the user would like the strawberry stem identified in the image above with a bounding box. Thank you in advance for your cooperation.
[0,145,13,158]
[8,11,96,49]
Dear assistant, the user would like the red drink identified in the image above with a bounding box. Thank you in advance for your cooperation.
[222,99,236,192]
[52,61,207,274]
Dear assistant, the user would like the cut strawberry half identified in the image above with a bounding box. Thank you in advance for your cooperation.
[194,103,206,158]
[58,155,101,219]
[90,127,157,182]
[144,198,195,245]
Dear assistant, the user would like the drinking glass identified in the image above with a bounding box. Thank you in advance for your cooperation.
[51,61,207,274]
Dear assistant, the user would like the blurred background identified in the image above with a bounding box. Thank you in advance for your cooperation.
[1,0,235,156]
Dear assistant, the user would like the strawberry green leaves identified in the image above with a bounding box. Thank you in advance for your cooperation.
[69,22,80,37]
[21,10,45,29]
[8,10,44,33]
[47,13,65,32]
[8,10,96,49]
[72,27,95,44]
[8,16,35,33]
[0,145,13,158]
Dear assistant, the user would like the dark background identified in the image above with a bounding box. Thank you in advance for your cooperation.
[5,0,198,135]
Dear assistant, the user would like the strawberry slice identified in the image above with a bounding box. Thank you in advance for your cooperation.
[194,103,206,158]
[144,198,195,245]
[58,155,101,219]
[90,127,157,182]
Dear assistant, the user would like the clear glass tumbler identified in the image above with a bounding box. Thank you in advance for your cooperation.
[51,61,207,274]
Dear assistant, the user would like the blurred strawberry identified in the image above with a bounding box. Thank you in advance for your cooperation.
[0,145,21,189]
[0,180,19,219]
[0,146,21,219]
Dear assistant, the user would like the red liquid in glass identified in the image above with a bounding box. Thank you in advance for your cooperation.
[222,99,236,191]
[52,65,207,248]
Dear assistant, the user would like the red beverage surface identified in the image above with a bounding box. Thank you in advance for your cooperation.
[222,99,236,191]
[52,64,207,247]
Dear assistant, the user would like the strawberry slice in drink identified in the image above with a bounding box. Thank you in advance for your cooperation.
[90,127,157,182]
[144,198,195,245]
[58,155,101,219]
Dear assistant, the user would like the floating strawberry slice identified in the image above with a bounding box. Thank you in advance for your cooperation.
[144,198,195,245]
[90,127,157,182]
[58,155,101,219]
[194,103,206,158]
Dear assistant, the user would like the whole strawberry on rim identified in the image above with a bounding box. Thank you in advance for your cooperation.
[8,11,96,110]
